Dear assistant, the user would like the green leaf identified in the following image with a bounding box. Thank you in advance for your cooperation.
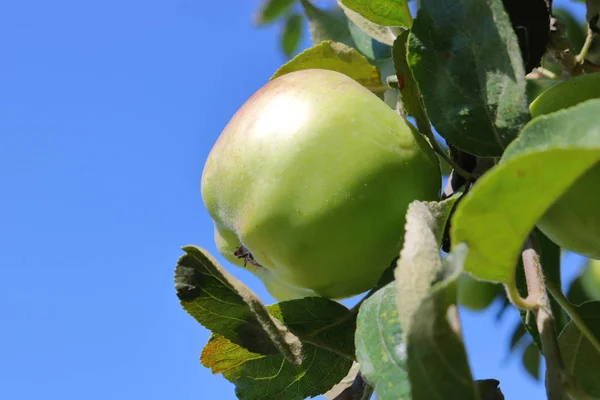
[337,0,397,46]
[407,0,529,156]
[451,100,600,283]
[402,245,479,400]
[201,297,356,400]
[553,8,587,52]
[174,246,303,364]
[475,379,505,400]
[395,197,464,328]
[256,0,297,25]
[393,198,476,399]
[509,323,527,351]
[355,196,469,400]
[392,31,430,130]
[581,259,600,300]
[270,40,382,92]
[526,78,560,105]
[355,282,410,399]
[567,275,592,306]
[281,14,303,57]
[347,19,392,60]
[559,301,600,396]
[340,0,412,28]
[522,342,541,380]
[322,362,361,399]
[300,0,355,47]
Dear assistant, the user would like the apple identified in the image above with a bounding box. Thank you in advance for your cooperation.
[457,274,500,311]
[529,72,600,260]
[201,69,441,300]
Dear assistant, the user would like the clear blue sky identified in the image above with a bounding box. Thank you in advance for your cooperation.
[0,1,588,399]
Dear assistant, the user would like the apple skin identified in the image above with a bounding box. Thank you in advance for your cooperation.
[529,72,600,260]
[201,69,441,300]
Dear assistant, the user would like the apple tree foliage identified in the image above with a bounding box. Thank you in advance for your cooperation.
[174,0,600,399]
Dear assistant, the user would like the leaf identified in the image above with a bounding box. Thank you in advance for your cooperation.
[401,245,479,400]
[322,362,360,399]
[553,8,587,52]
[567,276,591,306]
[340,0,412,28]
[392,31,430,130]
[355,196,464,400]
[347,19,393,60]
[281,14,303,57]
[407,0,529,156]
[581,259,600,300]
[201,297,356,400]
[337,0,397,46]
[385,196,476,399]
[270,41,382,92]
[586,0,600,28]
[300,0,355,47]
[255,0,297,25]
[395,196,463,330]
[475,379,505,400]
[522,342,541,380]
[355,282,411,399]
[174,246,303,364]
[509,323,527,350]
[451,100,600,283]
[559,301,600,396]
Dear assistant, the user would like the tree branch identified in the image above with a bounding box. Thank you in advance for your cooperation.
[522,235,566,400]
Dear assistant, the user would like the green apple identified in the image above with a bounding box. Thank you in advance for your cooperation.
[457,273,500,311]
[201,69,441,300]
[529,72,600,259]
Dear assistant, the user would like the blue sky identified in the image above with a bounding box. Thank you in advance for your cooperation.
[0,1,588,399]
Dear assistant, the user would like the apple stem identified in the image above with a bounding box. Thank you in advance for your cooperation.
[413,120,478,181]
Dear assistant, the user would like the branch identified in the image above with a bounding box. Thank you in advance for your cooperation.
[521,235,566,400]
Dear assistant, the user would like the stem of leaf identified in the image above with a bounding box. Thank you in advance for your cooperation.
[504,263,538,310]
[535,67,559,79]
[414,120,477,181]
[575,26,595,64]
[545,279,600,355]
